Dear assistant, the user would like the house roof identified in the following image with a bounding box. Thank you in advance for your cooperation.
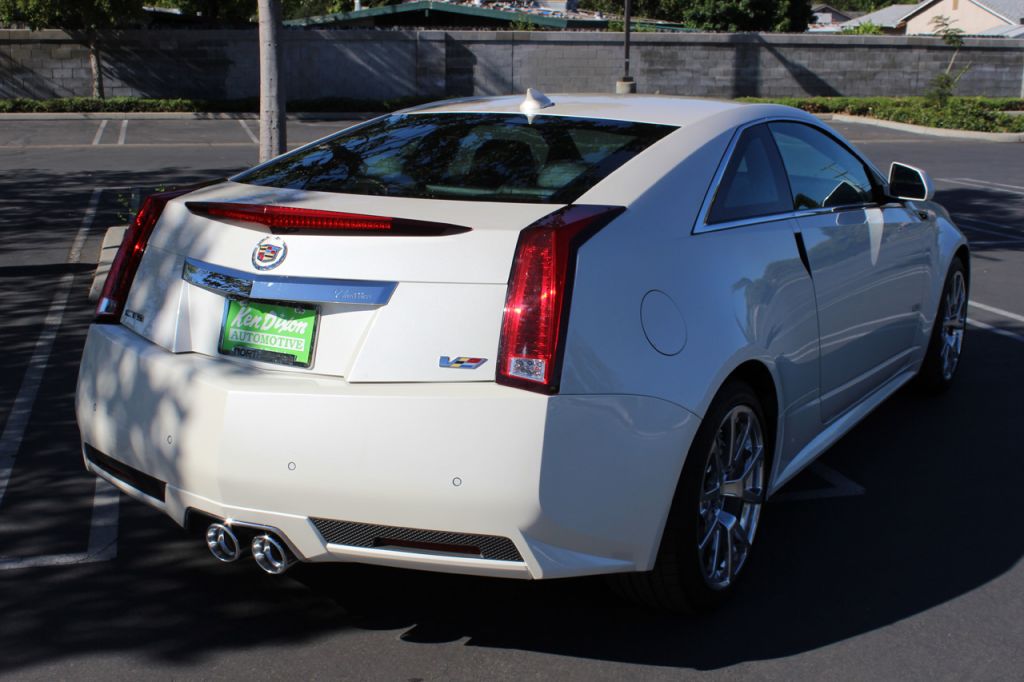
[810,4,859,22]
[285,1,601,29]
[970,0,1024,23]
[285,0,694,31]
[839,3,921,28]
[902,0,1024,25]
[979,21,1024,34]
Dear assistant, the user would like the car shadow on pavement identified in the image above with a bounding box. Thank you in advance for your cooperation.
[292,320,1023,668]
[0,179,1020,674]
[0,324,1020,674]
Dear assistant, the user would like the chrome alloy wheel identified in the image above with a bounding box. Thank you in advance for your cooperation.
[940,270,967,381]
[698,405,765,590]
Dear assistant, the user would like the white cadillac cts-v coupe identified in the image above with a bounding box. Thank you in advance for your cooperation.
[76,93,969,611]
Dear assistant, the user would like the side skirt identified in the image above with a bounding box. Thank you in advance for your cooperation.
[768,368,917,496]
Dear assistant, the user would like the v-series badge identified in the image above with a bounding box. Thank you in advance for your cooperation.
[439,356,487,369]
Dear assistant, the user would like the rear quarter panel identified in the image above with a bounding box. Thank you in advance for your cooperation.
[561,118,822,477]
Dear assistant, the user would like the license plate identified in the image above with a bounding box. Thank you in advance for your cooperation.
[219,299,318,367]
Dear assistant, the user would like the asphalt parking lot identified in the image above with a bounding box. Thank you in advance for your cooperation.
[0,114,1021,680]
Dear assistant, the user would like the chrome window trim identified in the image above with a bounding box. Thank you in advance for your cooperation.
[182,257,397,306]
[692,116,886,235]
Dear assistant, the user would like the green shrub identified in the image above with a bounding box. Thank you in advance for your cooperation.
[738,96,1024,132]
[841,21,883,35]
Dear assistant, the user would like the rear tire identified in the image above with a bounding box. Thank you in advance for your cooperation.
[614,380,768,613]
[917,258,968,393]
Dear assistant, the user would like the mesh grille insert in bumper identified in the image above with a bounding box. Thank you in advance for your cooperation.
[311,518,523,562]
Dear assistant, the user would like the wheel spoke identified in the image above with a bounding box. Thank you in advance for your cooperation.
[721,447,764,503]
[708,526,721,579]
[727,411,739,470]
[718,510,738,584]
[732,417,752,471]
[701,482,722,501]
[699,515,718,551]
[696,403,765,588]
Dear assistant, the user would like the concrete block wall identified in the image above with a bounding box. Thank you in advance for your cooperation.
[0,29,1021,102]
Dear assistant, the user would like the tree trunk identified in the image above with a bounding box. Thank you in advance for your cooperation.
[258,0,286,162]
[88,36,104,99]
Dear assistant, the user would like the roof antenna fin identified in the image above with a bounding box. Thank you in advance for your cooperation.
[519,88,554,123]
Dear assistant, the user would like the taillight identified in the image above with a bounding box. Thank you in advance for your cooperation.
[95,186,196,324]
[185,202,469,236]
[496,205,624,394]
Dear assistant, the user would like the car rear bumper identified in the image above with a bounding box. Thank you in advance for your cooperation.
[76,324,699,579]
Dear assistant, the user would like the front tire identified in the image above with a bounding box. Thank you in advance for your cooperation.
[917,258,968,392]
[615,381,768,612]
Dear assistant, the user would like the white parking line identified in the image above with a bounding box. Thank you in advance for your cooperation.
[955,177,1024,192]
[939,178,1024,197]
[117,119,128,145]
[0,187,122,570]
[238,119,259,144]
[91,120,108,146]
[773,462,866,502]
[0,188,102,509]
[0,478,119,571]
[968,240,1024,246]
[958,222,1023,240]
[968,318,1024,343]
[970,301,1024,325]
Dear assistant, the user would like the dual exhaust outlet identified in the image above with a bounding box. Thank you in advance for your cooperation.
[205,522,296,575]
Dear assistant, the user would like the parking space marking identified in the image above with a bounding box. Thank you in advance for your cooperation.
[0,188,102,509]
[970,301,1024,325]
[939,177,1024,197]
[117,119,128,145]
[960,217,1022,234]
[958,221,1023,240]
[954,177,1024,192]
[773,462,866,502]
[0,478,119,571]
[968,240,1024,246]
[238,119,259,144]
[91,120,108,146]
[0,187,122,570]
[968,318,1024,343]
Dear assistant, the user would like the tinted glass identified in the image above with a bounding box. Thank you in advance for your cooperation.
[889,163,928,200]
[707,124,792,224]
[235,113,676,204]
[769,122,874,211]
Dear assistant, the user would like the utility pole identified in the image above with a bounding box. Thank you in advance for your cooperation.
[616,0,636,94]
[258,0,286,162]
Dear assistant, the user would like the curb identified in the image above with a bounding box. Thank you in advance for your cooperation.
[824,114,1024,142]
[0,111,378,121]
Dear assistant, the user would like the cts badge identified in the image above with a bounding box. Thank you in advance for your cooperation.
[439,356,487,369]
[252,236,287,271]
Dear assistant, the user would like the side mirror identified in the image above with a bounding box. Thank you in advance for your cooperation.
[888,162,934,202]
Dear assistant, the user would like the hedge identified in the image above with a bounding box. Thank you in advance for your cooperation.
[739,96,1024,133]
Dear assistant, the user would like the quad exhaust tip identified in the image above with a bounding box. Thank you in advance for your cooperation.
[252,534,296,575]
[206,523,245,562]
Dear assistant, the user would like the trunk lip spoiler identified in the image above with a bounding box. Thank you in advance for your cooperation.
[182,257,397,306]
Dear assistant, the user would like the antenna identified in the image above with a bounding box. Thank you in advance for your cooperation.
[519,88,554,114]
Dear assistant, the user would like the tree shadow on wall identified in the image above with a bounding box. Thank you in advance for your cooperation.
[730,33,841,98]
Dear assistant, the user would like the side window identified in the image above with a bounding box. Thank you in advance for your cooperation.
[707,124,792,225]
[769,122,874,211]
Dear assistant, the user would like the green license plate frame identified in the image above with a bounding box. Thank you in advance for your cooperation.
[218,299,318,368]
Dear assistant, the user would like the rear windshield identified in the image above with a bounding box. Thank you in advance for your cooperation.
[233,113,676,204]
